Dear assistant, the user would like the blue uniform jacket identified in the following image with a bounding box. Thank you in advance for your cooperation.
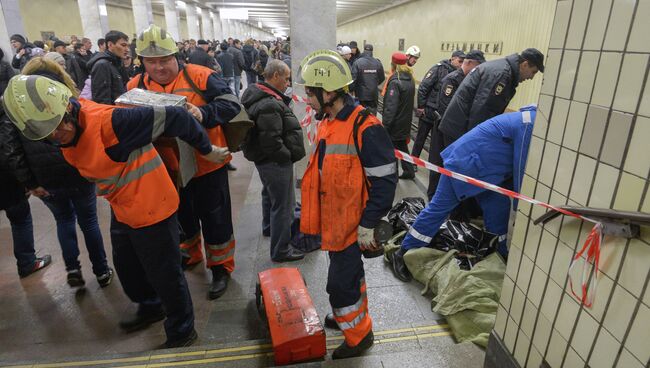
[441,104,536,205]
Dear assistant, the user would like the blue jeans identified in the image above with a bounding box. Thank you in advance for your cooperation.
[256,162,296,260]
[41,183,108,275]
[4,199,36,272]
[245,70,257,86]
[233,75,241,97]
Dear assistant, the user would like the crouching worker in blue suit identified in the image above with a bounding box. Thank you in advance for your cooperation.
[389,105,536,282]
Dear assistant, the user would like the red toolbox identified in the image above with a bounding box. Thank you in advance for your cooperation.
[256,267,326,365]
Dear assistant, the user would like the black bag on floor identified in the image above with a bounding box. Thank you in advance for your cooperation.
[290,203,321,253]
[430,220,498,269]
[387,197,427,233]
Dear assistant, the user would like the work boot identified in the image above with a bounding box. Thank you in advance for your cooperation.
[119,305,165,333]
[391,248,412,282]
[162,329,198,349]
[332,331,374,360]
[208,265,230,300]
[324,313,339,330]
[18,255,52,278]
[96,268,114,288]
[67,269,85,287]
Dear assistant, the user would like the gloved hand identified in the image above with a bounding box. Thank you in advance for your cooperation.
[204,145,230,164]
[358,225,379,251]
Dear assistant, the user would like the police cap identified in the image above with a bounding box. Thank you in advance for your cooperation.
[464,49,486,63]
[521,48,545,72]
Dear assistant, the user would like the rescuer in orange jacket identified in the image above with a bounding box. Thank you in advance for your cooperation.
[296,50,398,359]
[3,74,230,348]
[128,25,241,300]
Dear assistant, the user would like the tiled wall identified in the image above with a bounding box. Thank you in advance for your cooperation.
[494,0,650,367]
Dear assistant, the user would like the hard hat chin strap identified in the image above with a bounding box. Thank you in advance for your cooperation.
[56,97,82,148]
[314,88,344,120]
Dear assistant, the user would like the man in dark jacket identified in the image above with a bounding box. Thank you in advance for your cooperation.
[351,44,384,114]
[242,40,259,86]
[228,39,246,97]
[217,43,235,93]
[88,30,130,104]
[0,113,52,278]
[189,39,216,69]
[427,50,486,198]
[382,52,416,180]
[411,50,464,161]
[439,48,544,143]
[348,41,360,65]
[54,40,87,88]
[9,34,33,71]
[241,60,306,262]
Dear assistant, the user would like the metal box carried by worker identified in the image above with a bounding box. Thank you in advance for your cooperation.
[256,268,326,365]
[115,88,196,188]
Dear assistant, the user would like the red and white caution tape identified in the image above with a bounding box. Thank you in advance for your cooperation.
[292,95,320,145]
[394,149,603,308]
[290,96,603,307]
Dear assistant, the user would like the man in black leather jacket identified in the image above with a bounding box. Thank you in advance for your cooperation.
[88,30,130,104]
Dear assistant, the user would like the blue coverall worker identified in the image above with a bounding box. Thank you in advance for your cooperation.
[390,105,537,282]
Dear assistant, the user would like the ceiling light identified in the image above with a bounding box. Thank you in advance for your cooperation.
[219,8,248,20]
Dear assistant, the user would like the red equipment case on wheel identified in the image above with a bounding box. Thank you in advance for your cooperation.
[256,267,326,365]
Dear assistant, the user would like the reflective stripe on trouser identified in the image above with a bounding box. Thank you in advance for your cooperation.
[178,167,236,272]
[180,231,203,265]
[327,243,372,347]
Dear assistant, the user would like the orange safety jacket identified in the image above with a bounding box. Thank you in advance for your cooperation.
[127,64,230,177]
[300,105,382,251]
[61,100,178,228]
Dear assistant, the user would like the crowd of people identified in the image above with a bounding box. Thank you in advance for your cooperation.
[1,23,544,359]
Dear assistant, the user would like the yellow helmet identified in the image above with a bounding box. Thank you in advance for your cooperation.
[136,24,178,57]
[2,75,72,140]
[295,49,353,92]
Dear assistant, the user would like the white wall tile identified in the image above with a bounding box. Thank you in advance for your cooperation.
[623,116,650,178]
[625,303,650,363]
[548,98,570,144]
[592,52,623,108]
[618,239,650,298]
[565,0,590,49]
[573,51,600,103]
[583,0,614,50]
[627,0,650,52]
[613,54,649,113]
[603,0,636,51]
[603,285,638,342]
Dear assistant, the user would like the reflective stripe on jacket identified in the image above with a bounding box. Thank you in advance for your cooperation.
[61,100,178,228]
[128,64,231,177]
[300,105,385,251]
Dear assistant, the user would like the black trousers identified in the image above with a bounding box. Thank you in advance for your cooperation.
[426,123,453,200]
[411,117,434,158]
[392,139,415,177]
[111,212,195,341]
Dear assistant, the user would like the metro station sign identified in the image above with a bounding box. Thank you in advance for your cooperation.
[440,41,503,55]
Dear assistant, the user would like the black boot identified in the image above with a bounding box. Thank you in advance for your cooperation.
[324,313,339,330]
[332,331,374,359]
[391,248,412,282]
[119,305,165,333]
[162,329,198,349]
[208,265,230,300]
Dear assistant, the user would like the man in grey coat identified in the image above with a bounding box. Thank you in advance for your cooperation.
[227,39,246,97]
[240,60,306,262]
[438,48,544,144]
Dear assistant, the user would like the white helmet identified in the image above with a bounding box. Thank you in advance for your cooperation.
[406,45,421,58]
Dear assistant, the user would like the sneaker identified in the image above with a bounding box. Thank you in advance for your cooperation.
[18,255,52,278]
[97,268,114,288]
[332,330,374,359]
[67,269,86,287]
